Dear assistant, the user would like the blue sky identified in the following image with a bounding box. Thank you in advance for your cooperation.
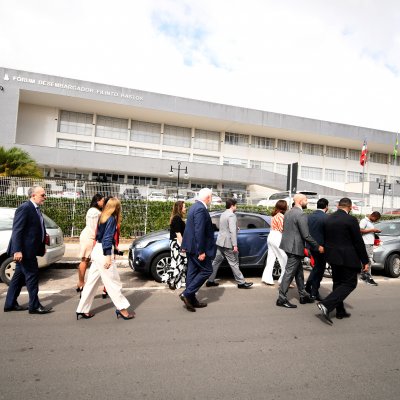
[1,0,400,133]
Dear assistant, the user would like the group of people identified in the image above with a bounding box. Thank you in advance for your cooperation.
[3,186,381,325]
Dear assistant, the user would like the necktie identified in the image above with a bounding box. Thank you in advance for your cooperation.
[36,207,45,241]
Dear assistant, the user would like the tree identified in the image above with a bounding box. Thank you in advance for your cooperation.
[0,146,42,178]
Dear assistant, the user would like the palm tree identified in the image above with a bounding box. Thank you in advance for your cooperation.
[0,146,42,178]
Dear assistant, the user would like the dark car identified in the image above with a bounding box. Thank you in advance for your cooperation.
[128,211,276,282]
[371,219,400,278]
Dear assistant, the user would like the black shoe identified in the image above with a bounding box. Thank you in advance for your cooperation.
[193,298,207,308]
[336,311,351,319]
[317,302,332,324]
[29,306,53,315]
[300,295,314,304]
[276,299,297,308]
[179,293,196,312]
[4,304,28,312]
[366,277,378,286]
[310,293,324,301]
[238,282,253,289]
[206,281,219,287]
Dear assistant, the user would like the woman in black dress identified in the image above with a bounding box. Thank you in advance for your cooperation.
[162,201,187,290]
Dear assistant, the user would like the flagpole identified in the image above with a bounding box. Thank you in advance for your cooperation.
[361,162,365,214]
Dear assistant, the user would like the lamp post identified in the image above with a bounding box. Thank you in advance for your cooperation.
[377,179,391,214]
[168,162,189,199]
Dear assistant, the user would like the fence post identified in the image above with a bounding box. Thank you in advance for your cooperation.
[70,179,77,237]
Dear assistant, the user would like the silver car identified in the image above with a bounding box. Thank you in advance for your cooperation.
[0,207,65,285]
[372,219,400,278]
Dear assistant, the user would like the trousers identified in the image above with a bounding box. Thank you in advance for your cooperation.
[262,230,287,284]
[183,253,213,302]
[278,253,308,302]
[208,246,245,284]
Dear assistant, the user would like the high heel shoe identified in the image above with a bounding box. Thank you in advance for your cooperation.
[115,309,135,320]
[76,287,83,299]
[102,288,108,299]
[76,312,95,320]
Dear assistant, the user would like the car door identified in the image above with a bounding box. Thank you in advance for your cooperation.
[235,213,270,267]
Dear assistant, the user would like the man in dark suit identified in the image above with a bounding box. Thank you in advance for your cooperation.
[4,186,53,314]
[317,198,369,324]
[277,194,324,309]
[180,188,216,312]
[305,198,329,301]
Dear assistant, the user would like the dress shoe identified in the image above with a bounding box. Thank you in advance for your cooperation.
[238,282,253,289]
[193,298,207,308]
[4,304,28,312]
[206,281,219,287]
[310,294,324,301]
[299,295,314,304]
[29,306,53,315]
[276,299,297,308]
[179,293,196,312]
[317,302,333,324]
[336,311,351,319]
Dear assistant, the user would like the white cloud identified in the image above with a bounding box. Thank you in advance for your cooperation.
[1,0,400,132]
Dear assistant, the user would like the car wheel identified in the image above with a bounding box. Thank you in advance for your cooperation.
[384,254,400,278]
[0,257,16,286]
[150,252,171,282]
[272,258,281,280]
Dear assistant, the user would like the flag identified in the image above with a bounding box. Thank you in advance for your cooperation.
[360,139,368,166]
[393,133,398,161]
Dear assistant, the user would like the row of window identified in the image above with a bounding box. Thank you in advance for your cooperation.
[58,110,393,163]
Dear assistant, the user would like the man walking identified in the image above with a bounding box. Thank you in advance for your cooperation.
[317,198,369,324]
[277,194,323,308]
[180,188,216,312]
[359,211,381,286]
[305,198,329,301]
[4,186,53,314]
[206,198,253,289]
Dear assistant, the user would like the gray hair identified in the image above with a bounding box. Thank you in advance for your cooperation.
[198,187,212,201]
[28,185,43,198]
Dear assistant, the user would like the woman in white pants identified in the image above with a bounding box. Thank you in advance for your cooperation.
[262,200,288,286]
[76,197,135,320]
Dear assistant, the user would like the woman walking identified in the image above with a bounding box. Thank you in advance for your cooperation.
[76,193,104,293]
[76,197,135,320]
[262,200,288,286]
[162,201,187,290]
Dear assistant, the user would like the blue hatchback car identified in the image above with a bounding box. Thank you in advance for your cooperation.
[128,211,275,282]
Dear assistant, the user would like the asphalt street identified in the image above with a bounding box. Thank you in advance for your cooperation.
[1,267,399,400]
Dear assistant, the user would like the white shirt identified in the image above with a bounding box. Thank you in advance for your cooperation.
[360,217,375,245]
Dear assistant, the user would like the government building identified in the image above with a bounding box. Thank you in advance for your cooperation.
[0,67,398,209]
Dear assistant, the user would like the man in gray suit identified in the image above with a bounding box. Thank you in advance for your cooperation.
[206,198,253,289]
[277,194,324,308]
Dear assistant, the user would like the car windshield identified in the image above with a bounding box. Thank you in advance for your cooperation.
[375,222,400,236]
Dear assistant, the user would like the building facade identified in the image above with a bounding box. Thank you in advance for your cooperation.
[0,67,399,207]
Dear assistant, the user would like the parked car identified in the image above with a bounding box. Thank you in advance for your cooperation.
[329,199,372,215]
[148,191,167,202]
[62,189,84,199]
[371,219,400,278]
[257,191,319,209]
[129,211,276,281]
[186,194,223,205]
[122,188,142,200]
[0,207,65,285]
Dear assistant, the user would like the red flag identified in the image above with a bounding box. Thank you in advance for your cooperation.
[360,139,368,166]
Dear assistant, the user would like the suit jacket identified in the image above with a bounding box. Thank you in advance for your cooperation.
[216,209,237,248]
[280,206,319,256]
[307,209,328,246]
[324,208,369,269]
[7,201,46,259]
[181,201,216,258]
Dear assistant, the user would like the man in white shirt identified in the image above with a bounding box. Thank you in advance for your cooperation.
[359,211,381,286]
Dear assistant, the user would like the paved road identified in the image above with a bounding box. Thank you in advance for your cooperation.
[1,269,399,400]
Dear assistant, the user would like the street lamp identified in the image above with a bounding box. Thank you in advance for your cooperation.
[168,162,189,199]
[377,179,391,213]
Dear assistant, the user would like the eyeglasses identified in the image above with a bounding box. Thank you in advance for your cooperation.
[39,194,46,198]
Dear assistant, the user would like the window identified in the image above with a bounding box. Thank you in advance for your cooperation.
[301,166,323,180]
[236,214,268,229]
[194,129,220,151]
[347,171,364,183]
[325,146,346,159]
[92,172,125,183]
[302,143,323,156]
[251,136,274,150]
[276,163,288,175]
[163,125,191,148]
[370,174,387,182]
[96,116,128,140]
[192,154,220,165]
[127,175,158,185]
[94,143,126,155]
[325,169,345,182]
[162,151,190,162]
[369,152,388,164]
[58,139,91,151]
[223,157,248,167]
[130,147,160,159]
[348,149,360,161]
[130,120,161,144]
[53,169,89,180]
[59,111,93,136]
[225,132,249,147]
[250,160,274,172]
[277,139,300,153]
